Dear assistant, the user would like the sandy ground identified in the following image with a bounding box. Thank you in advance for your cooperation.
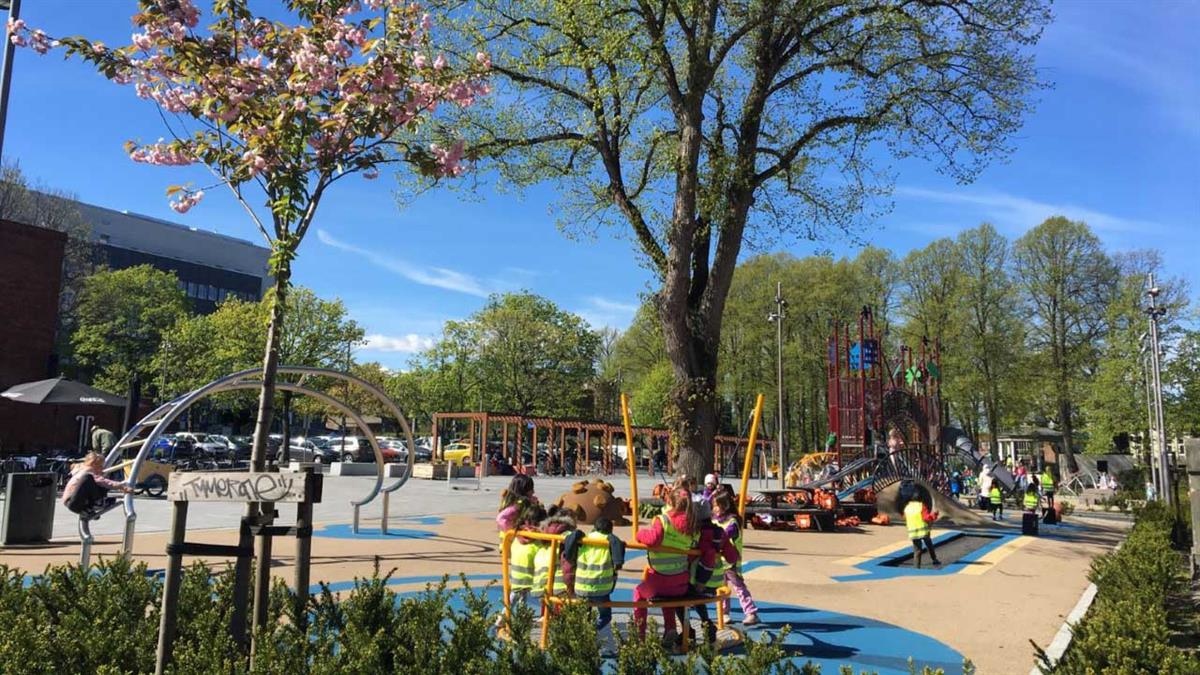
[0,474,1127,674]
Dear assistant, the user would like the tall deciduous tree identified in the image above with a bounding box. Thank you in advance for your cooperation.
[432,0,1049,477]
[1013,217,1118,471]
[12,0,489,472]
[418,292,601,417]
[73,265,189,396]
[953,224,1022,452]
[1082,252,1187,454]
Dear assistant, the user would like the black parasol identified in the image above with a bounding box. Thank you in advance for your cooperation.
[0,377,128,407]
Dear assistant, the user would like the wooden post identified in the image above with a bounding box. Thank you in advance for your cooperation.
[293,467,315,630]
[502,423,509,464]
[154,501,189,675]
[431,414,440,462]
[604,428,612,475]
[252,513,273,642]
[559,424,565,476]
[231,517,252,651]
[530,424,537,473]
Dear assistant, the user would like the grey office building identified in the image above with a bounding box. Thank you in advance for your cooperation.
[75,201,270,313]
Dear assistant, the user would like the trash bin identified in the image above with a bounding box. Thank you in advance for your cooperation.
[2,472,57,545]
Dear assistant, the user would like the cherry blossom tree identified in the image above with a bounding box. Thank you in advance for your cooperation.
[9,0,489,472]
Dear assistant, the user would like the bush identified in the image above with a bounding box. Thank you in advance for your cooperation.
[1037,501,1199,674]
[0,560,973,674]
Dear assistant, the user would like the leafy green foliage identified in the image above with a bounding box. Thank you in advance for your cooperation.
[71,265,189,395]
[1036,502,1198,674]
[0,561,974,674]
[415,292,601,418]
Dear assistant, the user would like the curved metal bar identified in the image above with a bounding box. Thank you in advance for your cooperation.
[102,397,179,467]
[112,366,415,552]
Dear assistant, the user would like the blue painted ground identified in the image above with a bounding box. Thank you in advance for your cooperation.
[312,515,449,539]
[832,530,1015,582]
[316,574,965,674]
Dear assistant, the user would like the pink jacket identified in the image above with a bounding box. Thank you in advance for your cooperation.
[637,511,728,574]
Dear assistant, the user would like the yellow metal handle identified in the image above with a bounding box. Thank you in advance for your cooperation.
[738,394,766,518]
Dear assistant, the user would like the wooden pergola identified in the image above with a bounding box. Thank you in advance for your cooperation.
[430,411,774,477]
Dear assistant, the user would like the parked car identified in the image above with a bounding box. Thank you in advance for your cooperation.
[326,436,375,463]
[379,439,412,463]
[175,432,227,455]
[442,442,473,466]
[286,439,328,463]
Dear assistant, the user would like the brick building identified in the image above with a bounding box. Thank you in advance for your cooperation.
[0,219,120,453]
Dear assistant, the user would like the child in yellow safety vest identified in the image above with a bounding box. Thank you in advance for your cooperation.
[531,506,577,600]
[903,496,941,568]
[563,516,626,631]
[633,488,700,645]
[1023,483,1040,514]
[506,501,547,613]
[989,484,1004,521]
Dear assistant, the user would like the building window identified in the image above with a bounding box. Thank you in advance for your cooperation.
[207,285,218,301]
[187,282,198,298]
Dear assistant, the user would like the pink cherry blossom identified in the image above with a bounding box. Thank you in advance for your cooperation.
[412,52,426,69]
[362,167,380,180]
[169,189,204,214]
[430,140,466,177]
[476,52,492,69]
[433,54,446,70]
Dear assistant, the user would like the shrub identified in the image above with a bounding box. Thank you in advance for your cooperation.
[1037,501,1199,673]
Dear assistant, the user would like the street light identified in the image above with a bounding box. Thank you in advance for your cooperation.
[1145,273,1172,506]
[0,0,22,165]
[767,282,787,488]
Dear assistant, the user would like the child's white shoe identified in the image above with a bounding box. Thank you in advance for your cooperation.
[741,613,760,626]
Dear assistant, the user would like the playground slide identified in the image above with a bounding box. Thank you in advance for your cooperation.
[836,476,876,501]
[943,426,1015,492]
[798,456,876,491]
[876,477,1000,528]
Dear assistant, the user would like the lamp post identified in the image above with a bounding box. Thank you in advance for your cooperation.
[767,282,787,488]
[1139,334,1159,497]
[1146,274,1172,506]
[0,0,21,164]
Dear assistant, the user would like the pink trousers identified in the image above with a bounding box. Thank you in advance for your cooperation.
[721,569,758,616]
[633,572,689,636]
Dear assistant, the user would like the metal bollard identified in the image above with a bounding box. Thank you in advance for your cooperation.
[78,517,93,568]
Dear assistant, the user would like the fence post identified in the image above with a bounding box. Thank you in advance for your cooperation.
[1186,439,1200,579]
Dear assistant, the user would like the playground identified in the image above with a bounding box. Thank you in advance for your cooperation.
[0,313,1139,674]
[0,469,1128,674]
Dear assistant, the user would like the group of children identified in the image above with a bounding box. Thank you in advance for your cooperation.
[496,473,760,649]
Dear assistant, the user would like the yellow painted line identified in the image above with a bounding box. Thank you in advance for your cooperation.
[961,534,1034,575]
[835,528,953,567]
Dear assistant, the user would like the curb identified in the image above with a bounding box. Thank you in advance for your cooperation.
[1028,581,1098,674]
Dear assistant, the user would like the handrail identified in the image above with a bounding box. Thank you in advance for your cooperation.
[620,394,638,533]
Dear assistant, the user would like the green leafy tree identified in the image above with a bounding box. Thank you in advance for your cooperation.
[431,0,1051,478]
[1082,252,1188,454]
[72,265,188,397]
[631,361,674,427]
[1167,328,1200,437]
[951,224,1024,452]
[1013,217,1118,470]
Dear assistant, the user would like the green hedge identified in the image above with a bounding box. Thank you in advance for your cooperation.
[1036,502,1198,674]
[0,559,970,674]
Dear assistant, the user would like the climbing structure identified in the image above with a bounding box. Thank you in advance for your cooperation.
[826,307,944,472]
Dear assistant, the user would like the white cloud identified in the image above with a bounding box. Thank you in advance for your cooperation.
[894,186,1163,235]
[577,295,639,330]
[363,333,435,353]
[317,229,492,297]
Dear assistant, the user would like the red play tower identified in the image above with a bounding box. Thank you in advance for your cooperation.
[827,307,944,469]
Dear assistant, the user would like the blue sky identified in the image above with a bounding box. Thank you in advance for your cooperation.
[4,1,1198,369]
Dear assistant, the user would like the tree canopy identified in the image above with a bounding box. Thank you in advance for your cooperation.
[429,0,1052,477]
